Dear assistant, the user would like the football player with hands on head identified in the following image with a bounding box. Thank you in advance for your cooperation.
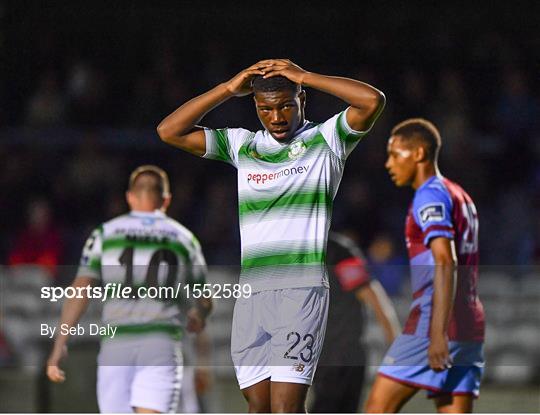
[158,59,385,412]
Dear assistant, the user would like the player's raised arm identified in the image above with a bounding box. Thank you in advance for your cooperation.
[156,63,269,156]
[46,276,96,383]
[428,237,457,372]
[259,59,386,132]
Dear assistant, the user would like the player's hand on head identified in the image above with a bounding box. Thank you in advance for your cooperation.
[428,334,451,372]
[260,59,308,85]
[226,62,270,97]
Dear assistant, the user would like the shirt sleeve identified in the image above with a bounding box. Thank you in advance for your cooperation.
[318,107,371,160]
[76,226,103,281]
[203,127,252,168]
[412,185,455,247]
[334,256,371,292]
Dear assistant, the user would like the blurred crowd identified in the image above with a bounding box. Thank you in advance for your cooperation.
[1,2,539,290]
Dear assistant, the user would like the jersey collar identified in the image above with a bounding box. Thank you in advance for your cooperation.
[416,175,441,192]
[266,120,311,145]
[294,120,311,136]
[129,209,166,218]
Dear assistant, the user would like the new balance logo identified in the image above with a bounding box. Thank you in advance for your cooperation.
[291,363,305,373]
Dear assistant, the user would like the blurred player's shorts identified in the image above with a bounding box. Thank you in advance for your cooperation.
[97,334,183,412]
[378,334,484,397]
[231,286,329,389]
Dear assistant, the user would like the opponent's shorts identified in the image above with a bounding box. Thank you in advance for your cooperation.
[231,286,329,389]
[378,334,484,398]
[97,333,183,413]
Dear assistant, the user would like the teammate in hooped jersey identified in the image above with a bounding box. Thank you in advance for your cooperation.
[47,166,212,413]
[365,119,485,413]
[157,59,385,412]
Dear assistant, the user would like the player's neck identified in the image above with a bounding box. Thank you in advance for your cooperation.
[129,203,163,213]
[412,164,440,190]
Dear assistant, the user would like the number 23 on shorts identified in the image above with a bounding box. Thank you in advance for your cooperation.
[283,331,315,363]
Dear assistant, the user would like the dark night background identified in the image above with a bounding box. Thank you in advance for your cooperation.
[1,1,538,272]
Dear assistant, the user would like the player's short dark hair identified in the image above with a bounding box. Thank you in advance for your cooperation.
[391,118,442,162]
[252,75,301,95]
[128,165,170,199]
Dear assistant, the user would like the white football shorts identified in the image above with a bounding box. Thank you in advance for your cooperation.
[231,286,329,389]
[96,333,183,413]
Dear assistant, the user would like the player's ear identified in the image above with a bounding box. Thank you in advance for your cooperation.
[298,90,306,108]
[414,146,427,162]
[126,191,134,208]
[161,195,171,212]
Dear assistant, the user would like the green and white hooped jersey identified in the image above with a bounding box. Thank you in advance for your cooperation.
[77,210,206,335]
[203,109,368,292]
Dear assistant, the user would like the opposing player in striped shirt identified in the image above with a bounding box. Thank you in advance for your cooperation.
[157,59,385,412]
[47,165,212,413]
